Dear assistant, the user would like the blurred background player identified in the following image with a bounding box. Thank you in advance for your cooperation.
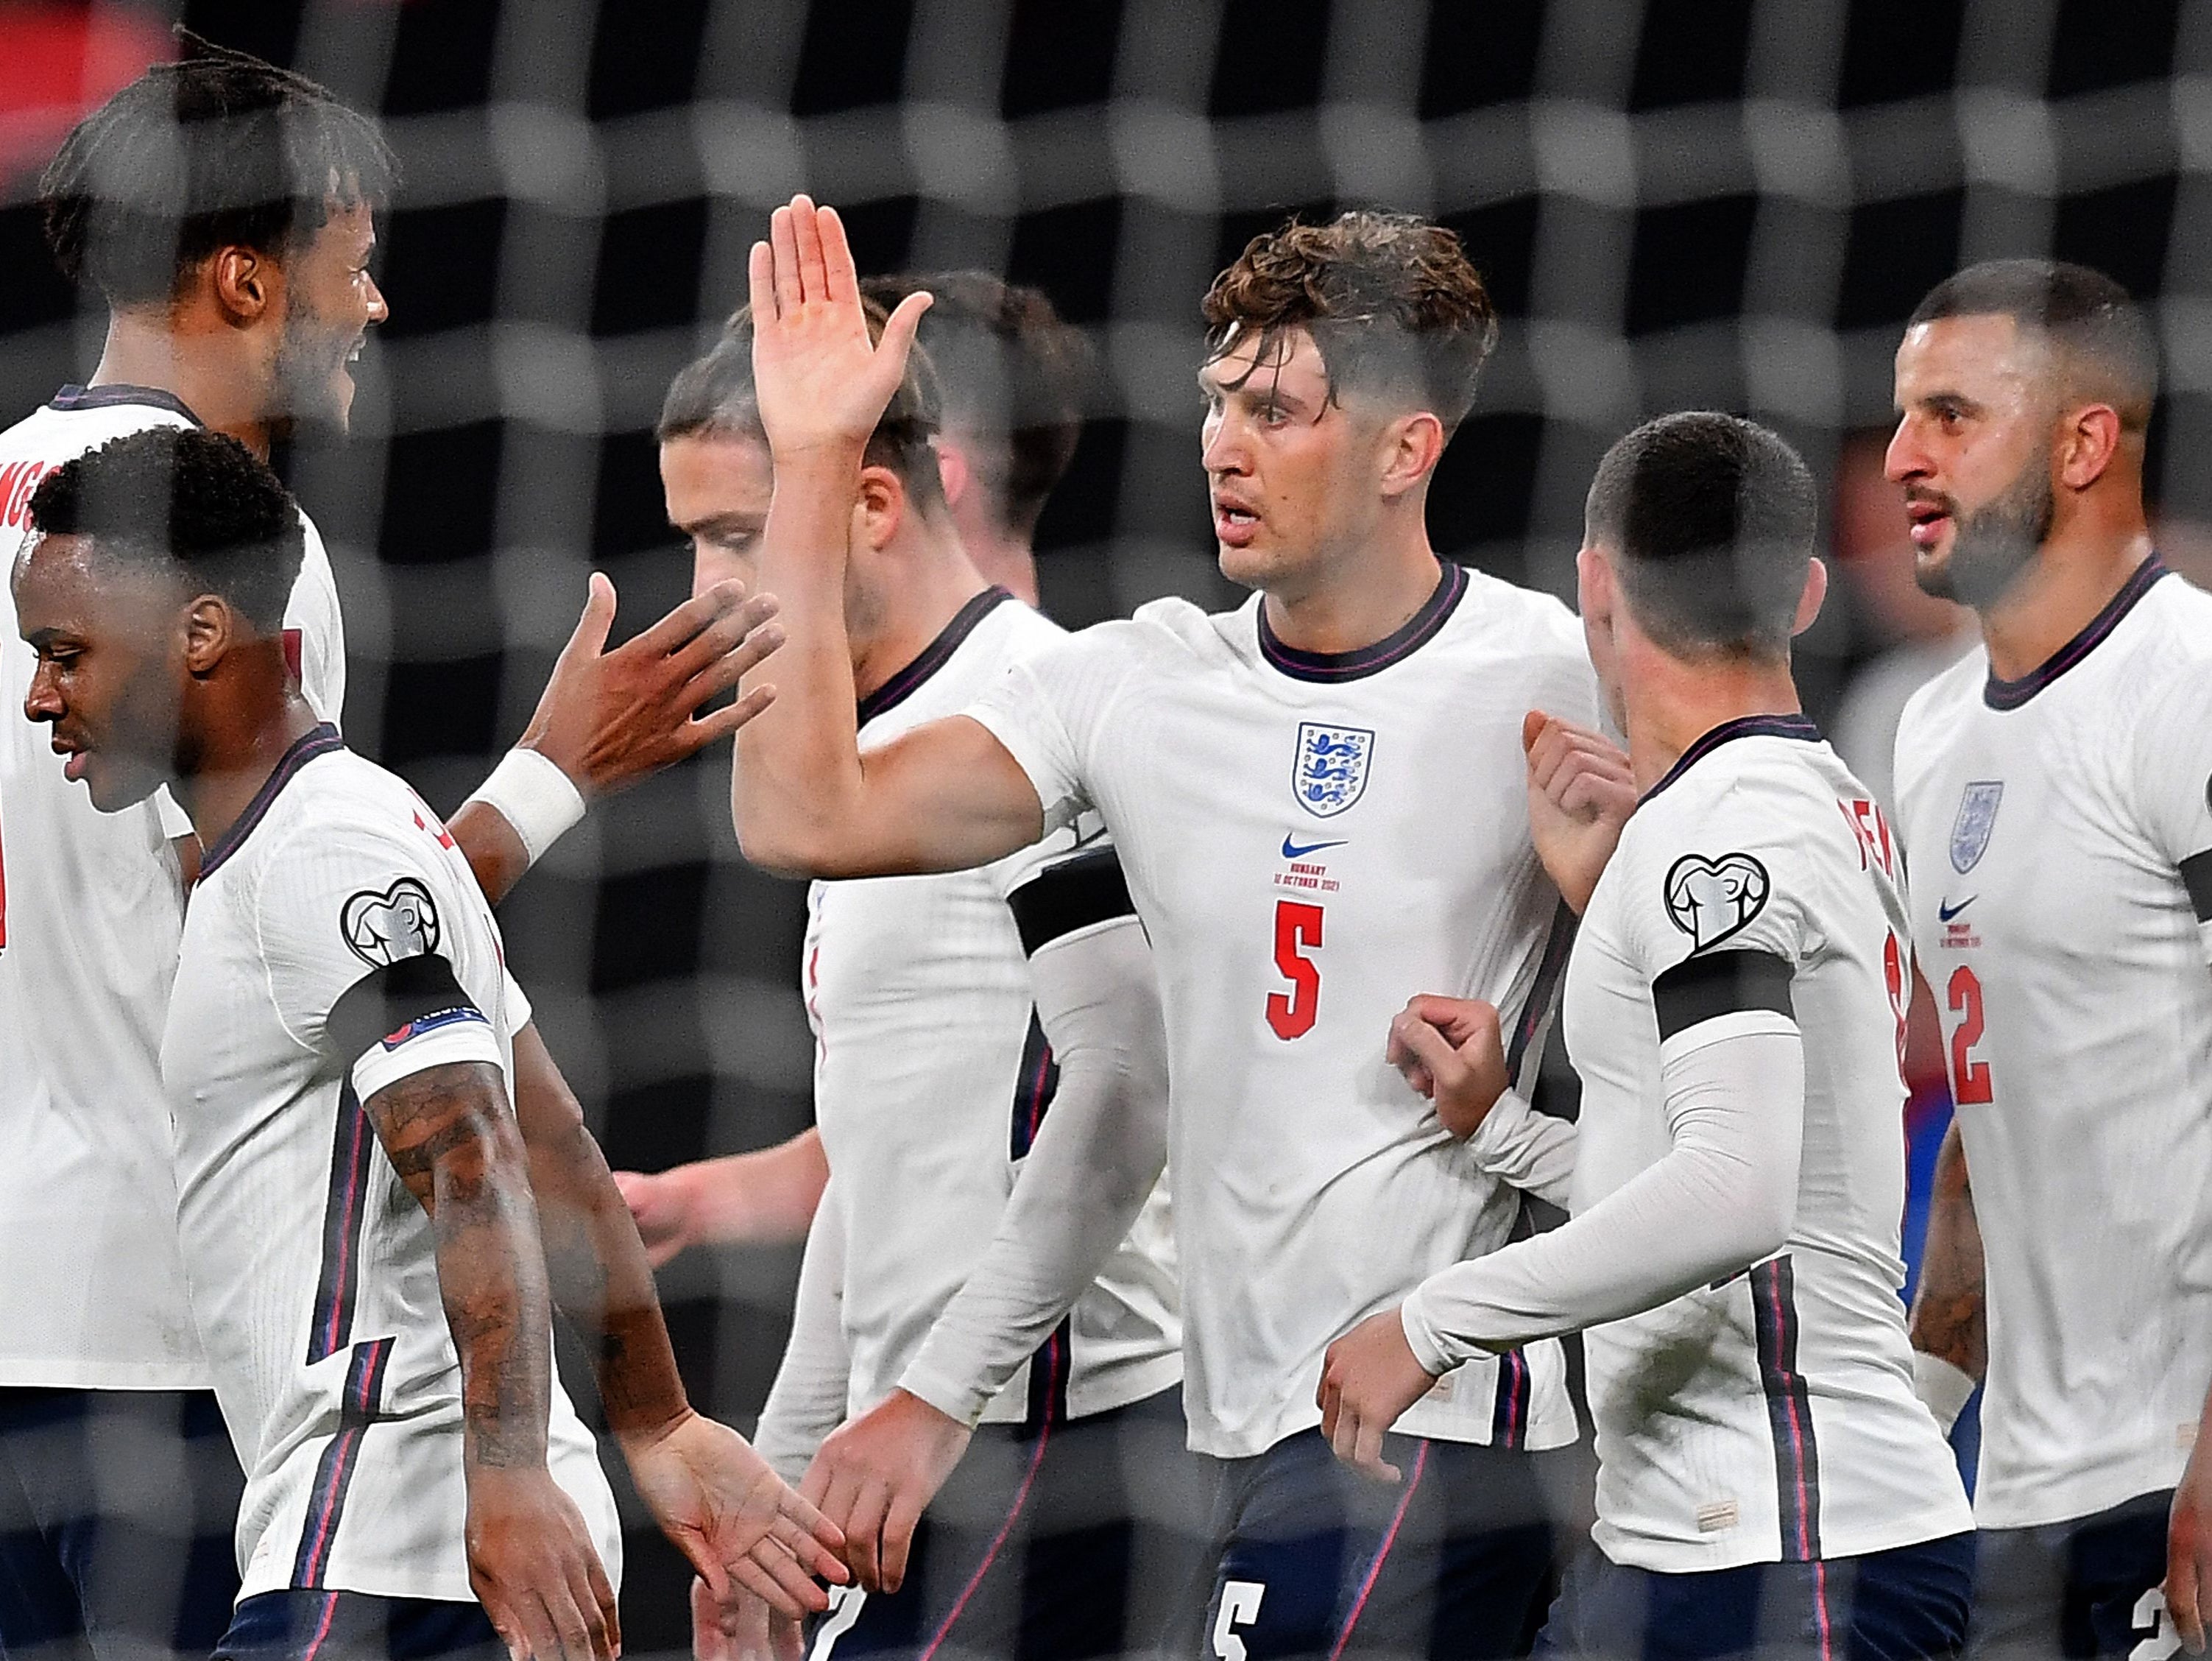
[726,196,1617,1660]
[13,427,841,1661]
[655,307,1191,1660]
[1321,411,1974,1660]
[0,38,795,1661]
[615,269,1098,1259]
[1890,261,2212,1659]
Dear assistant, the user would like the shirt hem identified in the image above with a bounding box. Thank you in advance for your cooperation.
[1974,1454,2186,1531]
[1594,1499,1976,1573]
[0,1361,213,1392]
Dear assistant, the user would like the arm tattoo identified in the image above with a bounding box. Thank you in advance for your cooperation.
[1907,1119,1987,1378]
[365,1061,553,1471]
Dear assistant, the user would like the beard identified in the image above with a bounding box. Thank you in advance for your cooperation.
[268,317,357,437]
[1915,459,2054,608]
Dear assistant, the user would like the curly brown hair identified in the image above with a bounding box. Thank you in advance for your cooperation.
[1201,211,1499,433]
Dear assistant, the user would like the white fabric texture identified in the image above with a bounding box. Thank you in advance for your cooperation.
[752,1177,852,1486]
[1402,1018,1805,1373]
[900,914,1172,1426]
[1460,1087,1579,1210]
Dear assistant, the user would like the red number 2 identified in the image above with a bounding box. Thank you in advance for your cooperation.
[1266,900,1323,1040]
[1946,964,1993,1105]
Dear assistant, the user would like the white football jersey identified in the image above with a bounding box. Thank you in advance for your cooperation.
[798,588,1180,1428]
[1894,560,2212,1531]
[1566,719,1971,1572]
[967,563,1589,1459]
[0,387,345,1389]
[162,729,617,1601]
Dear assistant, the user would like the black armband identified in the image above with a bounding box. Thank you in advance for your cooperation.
[1652,949,1795,1042]
[1008,847,1135,957]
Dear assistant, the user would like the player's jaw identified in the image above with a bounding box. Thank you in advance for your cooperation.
[268,203,388,435]
[1907,462,2052,607]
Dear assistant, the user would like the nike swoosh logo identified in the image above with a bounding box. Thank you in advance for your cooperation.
[1937,896,1976,922]
[1282,834,1349,860]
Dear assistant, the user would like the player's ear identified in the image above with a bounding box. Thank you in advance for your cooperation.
[935,438,971,510]
[1792,556,1828,638]
[1576,541,1615,629]
[1379,411,1445,500]
[208,244,272,325]
[855,464,905,551]
[2056,402,2124,492]
[180,595,234,674]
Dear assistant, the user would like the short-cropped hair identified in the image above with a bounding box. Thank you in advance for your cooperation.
[657,301,944,509]
[28,426,305,630]
[40,30,395,308]
[1201,210,1499,434]
[1909,259,2158,431]
[862,272,1095,536]
[1586,412,1817,661]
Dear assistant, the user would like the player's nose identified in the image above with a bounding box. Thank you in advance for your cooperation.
[364,272,390,325]
[23,663,63,723]
[1882,418,1927,484]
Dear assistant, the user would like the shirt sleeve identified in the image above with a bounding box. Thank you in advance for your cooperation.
[962,630,1128,837]
[251,819,503,1105]
[2125,661,2212,962]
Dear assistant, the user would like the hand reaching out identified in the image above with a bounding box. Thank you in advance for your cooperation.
[799,1388,973,1594]
[748,196,932,462]
[1523,710,1636,914]
[1388,995,1510,1140]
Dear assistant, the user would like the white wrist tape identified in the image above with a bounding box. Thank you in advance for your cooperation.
[467,747,586,867]
[1912,1350,1978,1435]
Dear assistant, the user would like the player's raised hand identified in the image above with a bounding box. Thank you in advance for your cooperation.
[623,1410,848,1620]
[1317,1308,1440,1484]
[464,1466,621,1661]
[1524,710,1636,914]
[520,574,784,800]
[799,1388,973,1593]
[691,1576,803,1661]
[1388,995,1509,1139]
[2168,1422,2212,1652]
[747,195,931,460]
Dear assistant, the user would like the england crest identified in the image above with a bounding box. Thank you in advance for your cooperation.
[1292,722,1375,819]
[1949,781,2004,875]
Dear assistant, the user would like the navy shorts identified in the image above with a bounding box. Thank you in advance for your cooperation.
[1199,1429,1563,1660]
[213,1591,502,1661]
[1534,1532,1975,1661]
[0,1386,242,1661]
[1968,1489,2172,1660]
[809,1386,1212,1660]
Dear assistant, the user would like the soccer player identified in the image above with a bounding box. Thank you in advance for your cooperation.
[1321,412,1976,1659]
[615,269,1096,1260]
[0,40,799,1660]
[1888,261,2212,1658]
[656,308,1192,1660]
[12,427,844,1660]
[727,196,1617,1659]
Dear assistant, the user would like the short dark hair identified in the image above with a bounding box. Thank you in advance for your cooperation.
[1908,259,2158,430]
[861,272,1095,536]
[1586,412,1817,660]
[657,301,945,509]
[27,427,304,630]
[40,30,396,308]
[1201,210,1499,434]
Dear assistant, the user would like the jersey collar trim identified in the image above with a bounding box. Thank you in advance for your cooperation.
[49,384,205,426]
[197,722,345,881]
[1257,558,1469,683]
[856,586,1015,726]
[1641,713,1822,804]
[1981,554,2169,710]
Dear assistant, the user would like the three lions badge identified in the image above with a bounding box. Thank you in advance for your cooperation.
[1293,722,1374,819]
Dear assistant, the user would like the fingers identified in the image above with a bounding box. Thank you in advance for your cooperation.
[875,289,933,379]
[686,687,780,750]
[2172,1518,2206,1654]
[789,194,827,307]
[747,239,775,325]
[556,574,618,669]
[768,204,802,317]
[1392,1015,1463,1101]
[690,1579,733,1661]
[632,579,749,660]
[770,1611,805,1661]
[840,1477,891,1593]
[587,1551,621,1660]
[1522,708,1548,755]
[816,204,859,305]
[774,1487,851,1567]
[1351,1411,1402,1484]
[672,591,785,691]
[878,1484,926,1594]
[550,1567,606,1661]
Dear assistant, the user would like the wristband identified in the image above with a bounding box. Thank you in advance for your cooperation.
[1912,1350,1978,1435]
[467,747,586,867]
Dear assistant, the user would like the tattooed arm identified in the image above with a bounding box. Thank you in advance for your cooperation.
[507,1026,846,1615]
[1907,1118,1985,1433]
[367,1059,618,1661]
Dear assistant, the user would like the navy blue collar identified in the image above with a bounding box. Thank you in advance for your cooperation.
[1258,560,1469,683]
[1983,555,2167,710]
[197,723,344,880]
[1641,713,1821,804]
[856,587,1014,726]
[49,384,204,426]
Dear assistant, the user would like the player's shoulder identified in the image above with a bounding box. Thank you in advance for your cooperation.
[1894,646,1986,763]
[0,390,196,470]
[1448,564,1585,657]
[2132,568,2212,668]
[1627,719,1847,864]
[222,738,441,881]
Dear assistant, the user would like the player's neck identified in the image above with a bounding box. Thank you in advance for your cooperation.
[1976,515,2155,683]
[958,522,1040,608]
[1620,646,1803,796]
[1259,524,1441,656]
[91,311,275,460]
[849,525,996,705]
[177,677,323,854]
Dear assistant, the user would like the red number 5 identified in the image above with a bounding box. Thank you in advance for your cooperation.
[1266,900,1323,1040]
[1946,964,1993,1105]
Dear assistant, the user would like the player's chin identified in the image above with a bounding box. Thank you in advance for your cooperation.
[1215,539,1278,591]
[81,756,163,814]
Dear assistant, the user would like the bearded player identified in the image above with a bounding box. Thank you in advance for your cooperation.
[1889,261,2212,1659]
